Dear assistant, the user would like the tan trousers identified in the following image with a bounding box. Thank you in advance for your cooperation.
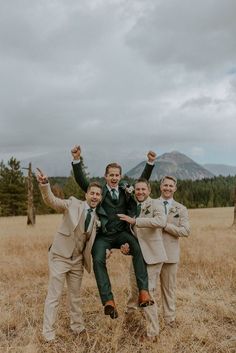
[43,252,85,341]
[160,262,178,324]
[126,262,163,337]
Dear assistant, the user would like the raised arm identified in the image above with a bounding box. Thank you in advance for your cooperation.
[71,145,90,192]
[140,150,156,180]
[36,168,70,213]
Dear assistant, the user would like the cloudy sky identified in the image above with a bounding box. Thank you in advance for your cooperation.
[0,0,235,175]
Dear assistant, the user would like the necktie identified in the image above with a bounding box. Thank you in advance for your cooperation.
[136,203,142,217]
[111,188,118,201]
[85,208,93,232]
[163,201,168,215]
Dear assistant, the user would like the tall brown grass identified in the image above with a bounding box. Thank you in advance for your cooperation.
[0,208,235,353]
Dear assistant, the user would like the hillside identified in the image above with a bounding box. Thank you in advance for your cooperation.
[203,163,236,176]
[126,151,214,180]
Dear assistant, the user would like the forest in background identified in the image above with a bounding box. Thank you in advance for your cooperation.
[0,157,235,216]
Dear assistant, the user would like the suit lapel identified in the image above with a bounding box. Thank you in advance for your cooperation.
[102,186,109,202]
[140,197,152,216]
[167,199,179,220]
[70,200,85,233]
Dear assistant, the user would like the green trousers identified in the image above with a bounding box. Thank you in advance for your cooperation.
[92,231,148,305]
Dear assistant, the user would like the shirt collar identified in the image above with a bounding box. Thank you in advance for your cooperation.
[138,196,151,207]
[106,185,119,193]
[160,197,173,207]
[84,202,95,211]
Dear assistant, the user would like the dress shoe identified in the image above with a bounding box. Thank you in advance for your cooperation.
[138,290,154,307]
[73,329,89,342]
[139,334,158,343]
[166,320,177,328]
[104,300,118,319]
[43,334,56,343]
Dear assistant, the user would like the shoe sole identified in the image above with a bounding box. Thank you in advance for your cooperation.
[104,305,118,319]
[139,300,154,308]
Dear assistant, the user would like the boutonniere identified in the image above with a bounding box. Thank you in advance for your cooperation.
[125,185,134,194]
[120,182,134,194]
[169,206,178,214]
[144,204,151,215]
[96,220,101,228]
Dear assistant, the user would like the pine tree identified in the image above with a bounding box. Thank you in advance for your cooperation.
[0,158,27,216]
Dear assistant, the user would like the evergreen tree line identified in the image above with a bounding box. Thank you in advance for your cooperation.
[0,157,235,217]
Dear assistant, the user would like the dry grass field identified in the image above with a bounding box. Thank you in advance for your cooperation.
[0,208,236,353]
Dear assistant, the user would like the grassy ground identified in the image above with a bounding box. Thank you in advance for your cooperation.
[0,208,236,353]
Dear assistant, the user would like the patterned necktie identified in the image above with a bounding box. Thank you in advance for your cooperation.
[163,200,168,215]
[111,188,118,201]
[85,208,93,232]
[136,203,142,217]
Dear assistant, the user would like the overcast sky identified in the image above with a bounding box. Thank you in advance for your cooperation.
[1,0,236,175]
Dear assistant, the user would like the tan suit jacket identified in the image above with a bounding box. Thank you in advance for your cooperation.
[39,183,99,273]
[160,199,190,263]
[134,197,167,264]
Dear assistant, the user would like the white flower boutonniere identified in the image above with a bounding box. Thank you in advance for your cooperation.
[120,182,134,194]
[125,185,134,194]
[169,206,179,214]
[96,220,101,228]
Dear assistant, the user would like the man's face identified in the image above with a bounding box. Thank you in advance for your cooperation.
[85,186,102,208]
[160,178,177,200]
[104,167,121,188]
[135,182,150,203]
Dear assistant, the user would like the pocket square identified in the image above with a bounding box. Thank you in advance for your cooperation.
[174,214,179,218]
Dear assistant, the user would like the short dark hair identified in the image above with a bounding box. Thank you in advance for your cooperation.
[105,163,122,176]
[87,181,103,193]
[160,175,177,185]
[134,178,151,191]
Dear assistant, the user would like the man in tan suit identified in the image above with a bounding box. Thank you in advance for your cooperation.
[119,176,190,338]
[118,178,167,340]
[159,175,190,327]
[37,169,102,342]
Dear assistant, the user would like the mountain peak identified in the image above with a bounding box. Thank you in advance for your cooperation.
[126,151,214,181]
[157,151,194,165]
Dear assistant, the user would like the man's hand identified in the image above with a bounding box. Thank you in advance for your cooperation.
[120,243,130,255]
[117,214,136,225]
[36,168,48,184]
[147,150,156,163]
[71,145,81,160]
[106,249,113,259]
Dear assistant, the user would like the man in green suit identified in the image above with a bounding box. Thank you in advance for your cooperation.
[71,145,156,319]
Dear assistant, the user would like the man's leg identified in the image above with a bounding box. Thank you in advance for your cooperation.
[115,231,153,308]
[143,263,163,337]
[116,232,149,292]
[43,253,67,341]
[160,262,178,324]
[91,236,113,305]
[66,258,85,334]
[126,261,163,337]
[126,260,139,312]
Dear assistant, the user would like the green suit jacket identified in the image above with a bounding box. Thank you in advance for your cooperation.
[72,161,154,234]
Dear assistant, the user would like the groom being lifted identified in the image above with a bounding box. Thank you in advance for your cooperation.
[71,145,156,319]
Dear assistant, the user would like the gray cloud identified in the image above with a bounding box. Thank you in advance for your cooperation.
[126,0,236,72]
[0,0,236,175]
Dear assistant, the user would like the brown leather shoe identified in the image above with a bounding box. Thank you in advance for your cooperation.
[139,334,158,343]
[104,300,118,319]
[138,290,154,307]
[166,320,177,328]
